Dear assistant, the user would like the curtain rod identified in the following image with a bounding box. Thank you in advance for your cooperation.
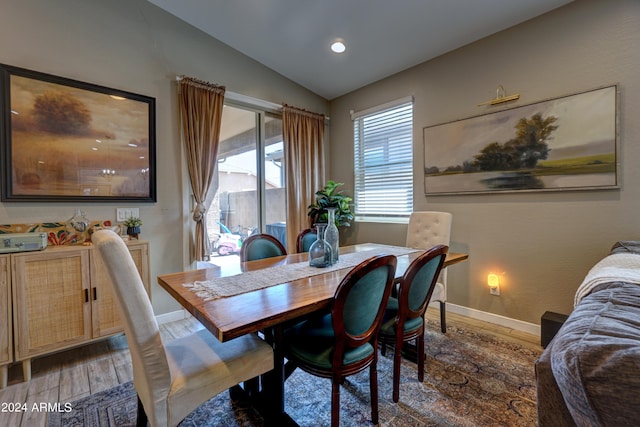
[176,76,330,121]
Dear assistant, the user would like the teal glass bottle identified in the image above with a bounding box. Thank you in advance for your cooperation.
[324,207,339,264]
[308,224,332,268]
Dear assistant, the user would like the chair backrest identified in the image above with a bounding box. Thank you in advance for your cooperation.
[406,211,452,285]
[331,254,397,366]
[92,230,171,427]
[296,228,317,253]
[397,245,448,324]
[406,211,452,248]
[240,233,287,262]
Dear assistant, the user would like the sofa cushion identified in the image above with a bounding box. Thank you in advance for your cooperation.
[549,282,640,426]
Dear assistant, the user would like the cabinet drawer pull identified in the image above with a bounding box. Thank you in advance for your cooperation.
[92,287,97,301]
[84,288,89,303]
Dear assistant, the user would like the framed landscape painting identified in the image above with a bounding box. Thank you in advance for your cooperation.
[423,85,618,195]
[0,64,156,202]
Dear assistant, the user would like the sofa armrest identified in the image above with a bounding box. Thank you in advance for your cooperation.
[536,339,577,426]
[545,283,640,426]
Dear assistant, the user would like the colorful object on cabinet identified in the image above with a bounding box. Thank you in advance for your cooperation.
[0,220,114,246]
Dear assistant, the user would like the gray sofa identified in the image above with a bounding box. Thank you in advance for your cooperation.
[536,241,640,426]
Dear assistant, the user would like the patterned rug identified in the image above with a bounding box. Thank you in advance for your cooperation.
[46,320,541,426]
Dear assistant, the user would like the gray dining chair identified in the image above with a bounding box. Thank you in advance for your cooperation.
[406,211,452,333]
[92,229,273,427]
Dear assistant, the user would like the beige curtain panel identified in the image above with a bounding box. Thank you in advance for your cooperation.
[282,104,326,251]
[178,76,225,262]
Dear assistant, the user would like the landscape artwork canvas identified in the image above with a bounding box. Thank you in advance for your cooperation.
[0,64,156,202]
[423,85,618,195]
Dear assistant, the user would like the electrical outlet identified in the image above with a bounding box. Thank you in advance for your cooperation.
[490,285,500,296]
[116,208,139,222]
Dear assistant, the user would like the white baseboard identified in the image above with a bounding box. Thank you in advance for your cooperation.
[159,305,541,336]
[445,303,540,336]
[156,309,192,325]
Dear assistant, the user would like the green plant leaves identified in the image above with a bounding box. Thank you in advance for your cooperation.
[308,180,354,227]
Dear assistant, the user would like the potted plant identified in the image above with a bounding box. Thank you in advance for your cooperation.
[123,216,142,239]
[308,180,354,228]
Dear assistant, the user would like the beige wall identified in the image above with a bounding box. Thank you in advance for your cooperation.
[0,0,328,314]
[329,0,640,324]
[2,0,638,325]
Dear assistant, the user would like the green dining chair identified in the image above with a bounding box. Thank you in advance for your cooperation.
[295,227,317,253]
[379,244,448,403]
[283,254,397,427]
[240,233,287,262]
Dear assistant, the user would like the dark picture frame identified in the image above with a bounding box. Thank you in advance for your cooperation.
[423,85,618,195]
[1,64,156,202]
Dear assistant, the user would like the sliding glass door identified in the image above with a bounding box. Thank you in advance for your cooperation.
[263,114,286,251]
[206,104,285,264]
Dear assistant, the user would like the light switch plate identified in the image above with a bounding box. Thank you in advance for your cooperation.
[116,208,139,222]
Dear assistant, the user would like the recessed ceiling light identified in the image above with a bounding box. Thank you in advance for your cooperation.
[330,40,346,54]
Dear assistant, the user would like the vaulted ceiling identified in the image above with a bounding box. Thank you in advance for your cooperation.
[147,0,574,100]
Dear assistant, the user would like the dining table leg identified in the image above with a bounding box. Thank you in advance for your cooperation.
[259,325,298,426]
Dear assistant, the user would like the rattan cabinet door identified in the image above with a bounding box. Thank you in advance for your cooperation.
[12,247,92,361]
[91,241,150,337]
[1,254,11,388]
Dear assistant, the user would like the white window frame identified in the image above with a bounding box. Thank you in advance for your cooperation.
[352,96,414,224]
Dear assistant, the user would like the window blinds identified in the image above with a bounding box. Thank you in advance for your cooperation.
[353,98,413,219]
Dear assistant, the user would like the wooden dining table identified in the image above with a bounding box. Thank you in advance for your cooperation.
[157,243,468,424]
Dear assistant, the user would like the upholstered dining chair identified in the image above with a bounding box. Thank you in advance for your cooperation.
[379,244,448,403]
[92,230,274,427]
[282,254,397,427]
[405,211,452,333]
[295,227,317,253]
[240,233,287,262]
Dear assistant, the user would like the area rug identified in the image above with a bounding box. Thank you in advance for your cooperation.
[47,320,541,426]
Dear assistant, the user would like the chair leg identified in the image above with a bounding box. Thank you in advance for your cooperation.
[245,377,260,397]
[439,301,447,333]
[331,379,341,427]
[136,394,148,427]
[370,360,379,424]
[229,385,244,401]
[392,335,403,403]
[417,333,425,383]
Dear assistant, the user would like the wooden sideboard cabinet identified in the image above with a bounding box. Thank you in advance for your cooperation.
[1,254,11,389]
[91,241,149,337]
[10,241,149,381]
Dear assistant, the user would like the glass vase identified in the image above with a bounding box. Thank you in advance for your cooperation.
[67,208,89,232]
[308,224,332,268]
[324,207,339,264]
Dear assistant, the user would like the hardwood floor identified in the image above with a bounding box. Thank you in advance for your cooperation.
[426,309,540,347]
[0,309,540,427]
